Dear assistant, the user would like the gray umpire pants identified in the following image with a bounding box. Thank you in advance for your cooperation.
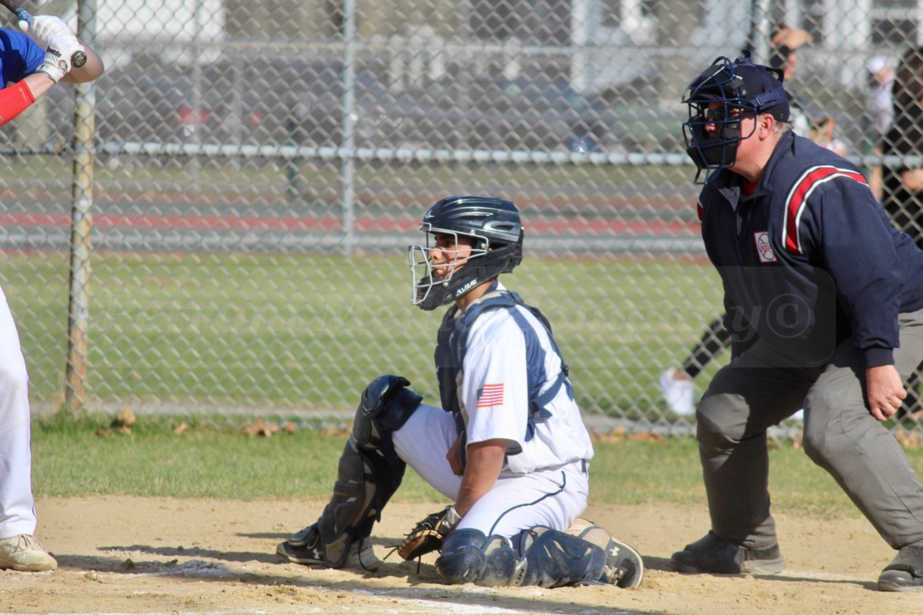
[697,307,923,551]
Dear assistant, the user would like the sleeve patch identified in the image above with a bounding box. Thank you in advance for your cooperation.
[476,383,504,408]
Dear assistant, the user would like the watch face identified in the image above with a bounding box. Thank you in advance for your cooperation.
[72,51,87,68]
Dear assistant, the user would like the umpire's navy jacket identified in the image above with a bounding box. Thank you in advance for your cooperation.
[698,130,923,368]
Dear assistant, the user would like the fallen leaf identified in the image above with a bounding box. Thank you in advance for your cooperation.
[629,431,665,442]
[242,419,280,437]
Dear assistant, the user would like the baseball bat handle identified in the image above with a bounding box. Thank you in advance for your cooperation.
[15,7,88,68]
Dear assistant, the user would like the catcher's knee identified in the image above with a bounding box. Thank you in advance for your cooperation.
[347,374,422,497]
[352,374,423,447]
[436,529,524,586]
[480,535,523,586]
[521,527,606,588]
[436,529,488,584]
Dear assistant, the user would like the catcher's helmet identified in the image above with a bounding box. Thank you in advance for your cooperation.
[682,56,789,182]
[409,195,524,310]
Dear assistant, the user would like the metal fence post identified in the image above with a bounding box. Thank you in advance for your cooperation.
[341,0,357,255]
[65,0,97,415]
[748,0,772,65]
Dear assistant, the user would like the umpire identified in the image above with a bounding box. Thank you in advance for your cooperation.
[672,55,923,591]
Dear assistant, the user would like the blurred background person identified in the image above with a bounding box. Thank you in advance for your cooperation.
[867,55,895,145]
[880,45,923,421]
[769,25,812,135]
[881,45,923,242]
[808,116,848,157]
[865,55,894,199]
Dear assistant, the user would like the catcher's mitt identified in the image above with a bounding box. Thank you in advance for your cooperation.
[397,505,461,560]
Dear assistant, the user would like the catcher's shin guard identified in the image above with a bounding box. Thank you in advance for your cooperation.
[520,527,607,588]
[284,375,422,568]
[481,535,525,586]
[436,529,487,584]
[436,527,606,587]
[436,529,525,586]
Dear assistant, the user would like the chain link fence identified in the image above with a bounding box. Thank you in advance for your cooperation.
[4,0,923,436]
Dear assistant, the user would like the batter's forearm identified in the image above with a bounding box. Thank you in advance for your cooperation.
[0,75,55,126]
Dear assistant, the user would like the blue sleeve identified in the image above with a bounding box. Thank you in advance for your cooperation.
[0,28,44,85]
[800,177,902,366]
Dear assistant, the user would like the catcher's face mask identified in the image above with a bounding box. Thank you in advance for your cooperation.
[409,229,487,310]
[682,56,789,182]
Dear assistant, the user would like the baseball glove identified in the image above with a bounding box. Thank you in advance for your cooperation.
[397,505,461,560]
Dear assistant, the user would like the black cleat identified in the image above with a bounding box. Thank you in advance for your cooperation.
[671,531,783,575]
[277,525,381,572]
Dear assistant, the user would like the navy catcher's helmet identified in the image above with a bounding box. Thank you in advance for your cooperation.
[409,195,524,311]
[682,56,789,181]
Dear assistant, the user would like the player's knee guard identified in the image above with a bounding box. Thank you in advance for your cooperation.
[436,529,525,586]
[520,527,607,588]
[480,535,526,586]
[353,374,424,443]
[436,529,488,584]
[294,375,422,567]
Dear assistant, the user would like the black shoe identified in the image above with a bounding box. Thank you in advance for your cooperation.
[671,531,783,574]
[276,539,325,565]
[284,524,319,548]
[878,545,923,591]
[277,530,380,572]
[277,523,325,564]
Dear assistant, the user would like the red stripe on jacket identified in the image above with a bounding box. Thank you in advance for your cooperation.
[785,166,867,254]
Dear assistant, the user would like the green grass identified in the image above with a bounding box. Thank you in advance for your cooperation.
[31,413,443,501]
[2,252,723,418]
[588,436,869,517]
[30,414,923,518]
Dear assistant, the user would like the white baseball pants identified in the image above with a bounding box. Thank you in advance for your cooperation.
[393,403,589,538]
[0,285,37,538]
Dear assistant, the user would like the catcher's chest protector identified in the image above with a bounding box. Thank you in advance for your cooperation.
[433,288,570,441]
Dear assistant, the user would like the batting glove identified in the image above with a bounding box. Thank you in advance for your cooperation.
[35,47,69,82]
[19,15,74,49]
[46,30,85,65]
[21,16,84,83]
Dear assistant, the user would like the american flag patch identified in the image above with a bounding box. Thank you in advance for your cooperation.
[476,383,504,408]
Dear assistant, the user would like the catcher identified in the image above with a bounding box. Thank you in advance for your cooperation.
[277,195,644,588]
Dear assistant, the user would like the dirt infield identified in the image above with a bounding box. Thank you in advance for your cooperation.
[3,496,920,614]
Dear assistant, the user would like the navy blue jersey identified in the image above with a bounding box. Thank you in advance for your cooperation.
[0,28,44,85]
[698,131,923,367]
